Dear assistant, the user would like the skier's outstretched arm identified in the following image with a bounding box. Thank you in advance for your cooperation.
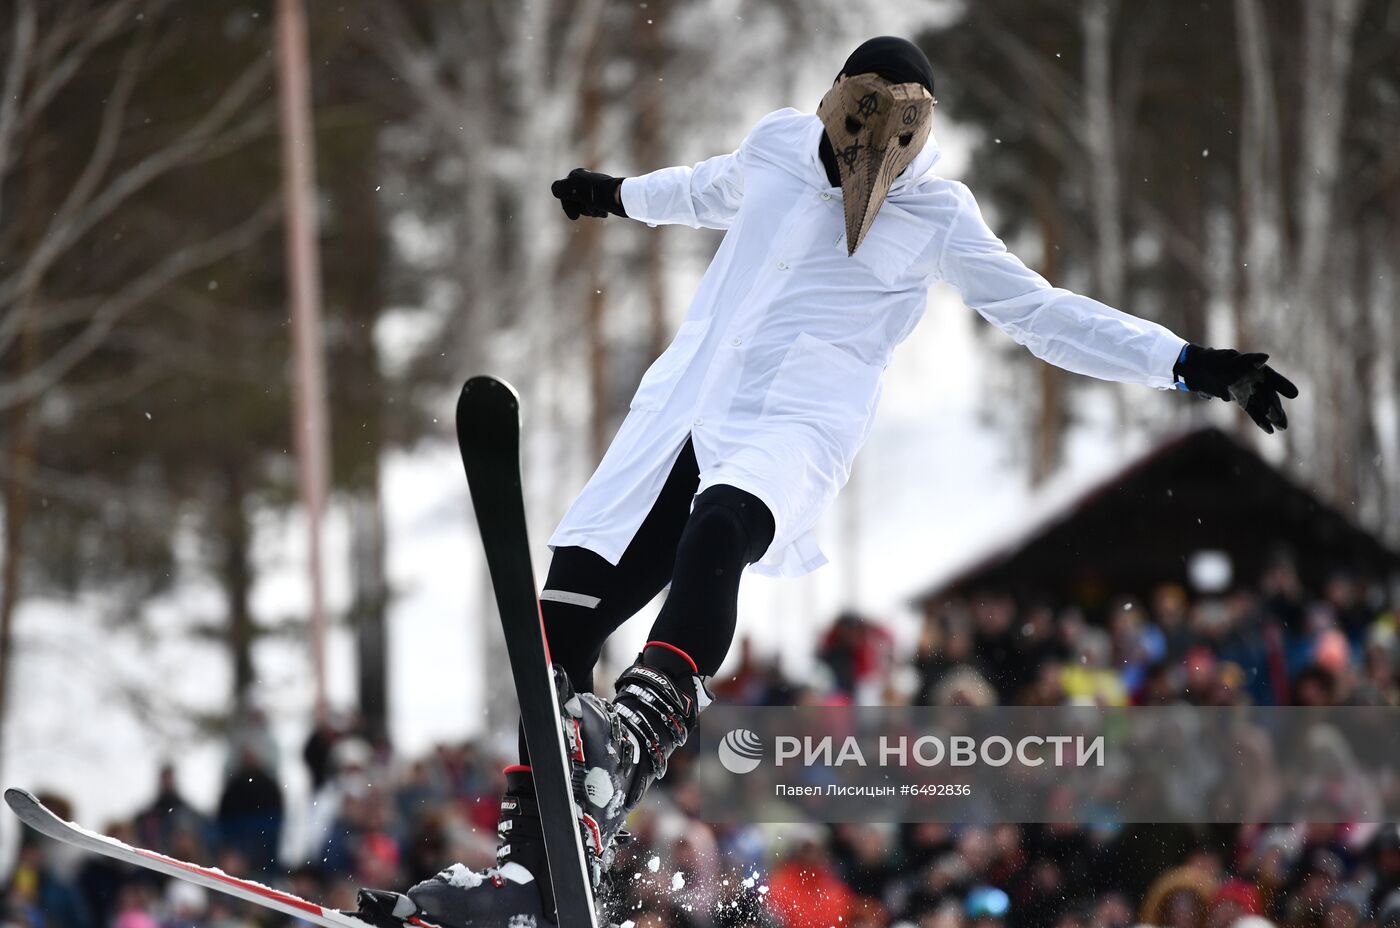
[550,149,744,230]
[550,109,811,229]
[939,183,1297,432]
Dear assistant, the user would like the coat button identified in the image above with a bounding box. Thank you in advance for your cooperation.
[693,417,704,427]
[777,261,788,270]
[731,337,742,347]
[820,192,832,200]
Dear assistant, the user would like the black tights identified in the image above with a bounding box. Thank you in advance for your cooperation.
[518,439,773,765]
[540,437,774,688]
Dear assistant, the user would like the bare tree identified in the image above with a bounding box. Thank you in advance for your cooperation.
[0,0,276,770]
[0,5,273,407]
[1234,0,1366,492]
[1233,0,1284,358]
[925,1,1160,477]
[924,0,1395,542]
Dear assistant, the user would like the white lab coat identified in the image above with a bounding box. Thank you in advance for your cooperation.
[549,108,1186,577]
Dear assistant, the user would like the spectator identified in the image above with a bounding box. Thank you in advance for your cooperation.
[1324,573,1374,644]
[1060,628,1126,706]
[817,612,894,703]
[1260,557,1307,637]
[1370,827,1400,914]
[8,563,1396,928]
[1138,864,1216,928]
[136,765,211,855]
[216,746,284,875]
[831,824,895,899]
[304,737,375,866]
[1378,889,1400,928]
[76,820,139,921]
[109,883,158,928]
[302,718,342,793]
[767,835,856,928]
[6,838,93,928]
[914,607,975,706]
[1152,584,1196,663]
[970,594,1020,697]
[1203,878,1262,928]
[1320,884,1369,928]
[965,885,1010,926]
[162,880,208,928]
[1292,666,1338,707]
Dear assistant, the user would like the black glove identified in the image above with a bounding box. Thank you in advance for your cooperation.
[550,168,627,220]
[1173,344,1299,434]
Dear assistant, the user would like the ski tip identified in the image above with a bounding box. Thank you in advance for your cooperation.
[460,375,520,405]
[4,787,39,814]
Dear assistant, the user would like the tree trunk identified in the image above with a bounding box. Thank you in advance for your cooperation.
[218,466,256,714]
[0,294,38,776]
[1294,0,1362,310]
[1081,0,1134,434]
[1233,0,1284,443]
[1082,0,1125,308]
[1295,0,1363,489]
[574,18,608,464]
[1030,161,1066,485]
[276,0,331,720]
[634,0,669,362]
[0,135,47,776]
[330,93,391,742]
[349,483,389,742]
[1385,174,1400,546]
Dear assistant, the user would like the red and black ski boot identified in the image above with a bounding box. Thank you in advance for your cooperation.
[560,643,711,881]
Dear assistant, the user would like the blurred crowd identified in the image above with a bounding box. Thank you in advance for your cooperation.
[6,557,1400,928]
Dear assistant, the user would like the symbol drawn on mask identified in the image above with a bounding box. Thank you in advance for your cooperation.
[838,142,863,171]
[816,70,935,254]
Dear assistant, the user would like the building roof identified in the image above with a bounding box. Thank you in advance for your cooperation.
[912,426,1400,612]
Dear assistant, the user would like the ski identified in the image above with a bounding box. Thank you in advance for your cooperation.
[455,376,598,928]
[3,788,426,928]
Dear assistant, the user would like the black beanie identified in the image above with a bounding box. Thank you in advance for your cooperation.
[839,36,935,95]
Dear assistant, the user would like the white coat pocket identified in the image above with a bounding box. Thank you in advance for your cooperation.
[760,333,883,440]
[629,318,711,411]
[846,203,937,288]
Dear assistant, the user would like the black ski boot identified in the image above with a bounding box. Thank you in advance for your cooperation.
[562,643,711,882]
[355,648,707,928]
[354,768,555,928]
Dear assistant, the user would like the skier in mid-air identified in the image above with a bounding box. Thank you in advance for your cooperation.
[363,35,1297,928]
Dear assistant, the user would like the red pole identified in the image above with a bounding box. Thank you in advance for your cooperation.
[276,0,329,722]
